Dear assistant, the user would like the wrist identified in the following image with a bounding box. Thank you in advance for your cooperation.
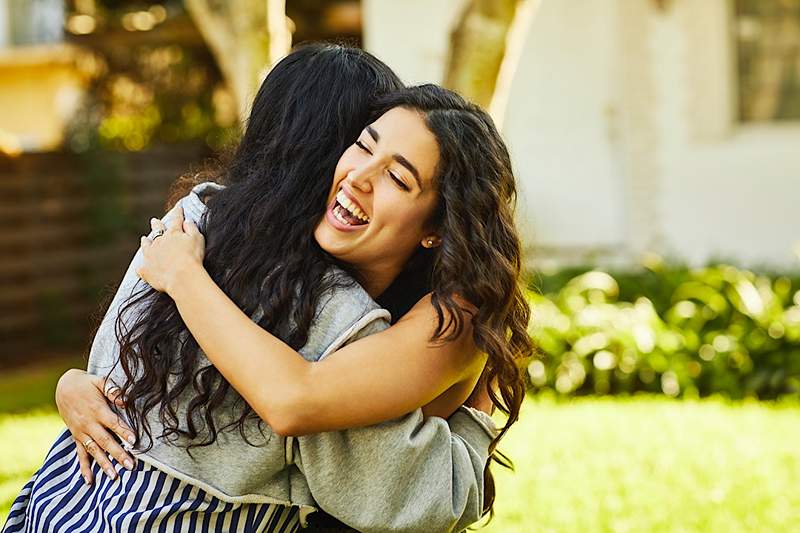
[166,259,207,301]
[56,368,84,405]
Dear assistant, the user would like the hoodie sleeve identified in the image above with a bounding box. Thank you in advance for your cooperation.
[295,406,496,533]
[293,312,497,533]
[86,190,207,386]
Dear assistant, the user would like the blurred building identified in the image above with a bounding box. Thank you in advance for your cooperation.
[0,0,89,152]
[0,0,217,360]
[0,0,362,361]
[365,0,800,269]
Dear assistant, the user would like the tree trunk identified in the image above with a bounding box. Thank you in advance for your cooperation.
[443,0,521,110]
[184,0,290,121]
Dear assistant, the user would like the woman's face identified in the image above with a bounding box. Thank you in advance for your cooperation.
[314,106,440,291]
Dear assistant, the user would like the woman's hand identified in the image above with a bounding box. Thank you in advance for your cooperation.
[464,371,496,416]
[137,206,205,294]
[55,369,137,484]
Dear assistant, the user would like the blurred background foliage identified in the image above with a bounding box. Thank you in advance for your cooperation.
[528,261,800,400]
[63,0,235,153]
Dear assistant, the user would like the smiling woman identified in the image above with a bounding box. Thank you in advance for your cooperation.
[316,106,443,298]
[4,78,528,533]
[133,85,532,517]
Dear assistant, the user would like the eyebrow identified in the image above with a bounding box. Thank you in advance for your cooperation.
[365,125,423,191]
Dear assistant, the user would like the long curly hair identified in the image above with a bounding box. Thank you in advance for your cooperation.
[372,85,533,518]
[113,43,404,449]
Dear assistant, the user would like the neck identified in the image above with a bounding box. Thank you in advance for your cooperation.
[357,259,408,299]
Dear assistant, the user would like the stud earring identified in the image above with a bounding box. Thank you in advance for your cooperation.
[427,239,434,246]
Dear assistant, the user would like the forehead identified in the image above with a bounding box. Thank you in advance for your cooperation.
[370,107,439,184]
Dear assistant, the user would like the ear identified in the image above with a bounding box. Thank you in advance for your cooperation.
[421,234,442,249]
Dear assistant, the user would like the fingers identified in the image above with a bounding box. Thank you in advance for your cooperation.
[150,217,167,234]
[80,431,119,481]
[101,408,137,451]
[165,206,184,233]
[97,424,136,472]
[104,384,127,409]
[183,220,200,237]
[166,202,183,219]
[74,439,94,485]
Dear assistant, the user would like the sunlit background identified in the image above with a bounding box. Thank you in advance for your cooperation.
[1,1,799,531]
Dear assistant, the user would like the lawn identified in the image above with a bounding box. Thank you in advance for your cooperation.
[2,362,799,532]
[481,396,800,532]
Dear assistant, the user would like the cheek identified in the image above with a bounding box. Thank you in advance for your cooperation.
[378,201,432,237]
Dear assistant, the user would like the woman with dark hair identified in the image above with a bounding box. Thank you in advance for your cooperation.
[3,50,527,533]
[135,84,531,524]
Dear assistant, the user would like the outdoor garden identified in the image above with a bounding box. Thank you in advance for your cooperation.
[2,1,800,531]
[3,262,800,530]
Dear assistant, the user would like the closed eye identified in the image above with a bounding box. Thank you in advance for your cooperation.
[389,171,410,191]
[355,140,372,154]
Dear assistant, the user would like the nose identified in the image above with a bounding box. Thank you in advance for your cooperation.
[346,163,375,193]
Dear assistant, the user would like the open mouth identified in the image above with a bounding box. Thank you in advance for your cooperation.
[331,190,370,227]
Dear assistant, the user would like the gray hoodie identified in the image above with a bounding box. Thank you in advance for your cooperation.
[87,182,497,532]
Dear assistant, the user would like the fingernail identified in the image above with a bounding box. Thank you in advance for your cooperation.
[124,459,134,470]
[106,467,117,480]
[126,435,135,445]
[83,475,92,485]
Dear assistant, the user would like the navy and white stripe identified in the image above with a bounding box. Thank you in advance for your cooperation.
[2,429,300,532]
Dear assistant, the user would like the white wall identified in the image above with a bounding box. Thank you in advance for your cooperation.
[0,0,9,47]
[501,0,626,254]
[363,0,800,269]
[362,0,466,85]
[660,127,800,266]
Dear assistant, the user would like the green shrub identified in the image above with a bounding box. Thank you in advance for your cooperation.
[527,263,800,399]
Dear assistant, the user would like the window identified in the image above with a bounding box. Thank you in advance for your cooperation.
[5,0,64,46]
[735,0,800,121]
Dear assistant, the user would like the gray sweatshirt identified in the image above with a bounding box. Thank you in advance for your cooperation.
[86,182,497,533]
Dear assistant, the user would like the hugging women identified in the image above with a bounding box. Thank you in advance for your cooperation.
[4,43,531,533]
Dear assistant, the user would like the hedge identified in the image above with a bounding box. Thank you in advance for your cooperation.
[527,262,800,399]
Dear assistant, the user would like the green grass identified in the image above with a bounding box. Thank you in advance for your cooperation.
[0,410,64,518]
[481,396,800,532]
[0,355,84,414]
[2,362,799,531]
[0,356,84,519]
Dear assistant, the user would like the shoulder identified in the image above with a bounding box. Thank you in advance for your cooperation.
[302,268,391,360]
[397,293,481,368]
[400,293,476,334]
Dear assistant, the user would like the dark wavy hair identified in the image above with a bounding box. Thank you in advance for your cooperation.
[372,85,533,518]
[113,43,403,450]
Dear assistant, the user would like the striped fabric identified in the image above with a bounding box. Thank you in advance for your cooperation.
[2,429,300,533]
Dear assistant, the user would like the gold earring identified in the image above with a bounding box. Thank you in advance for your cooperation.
[427,239,434,246]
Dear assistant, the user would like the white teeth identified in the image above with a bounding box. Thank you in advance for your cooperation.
[333,205,351,225]
[337,191,351,210]
[335,190,370,222]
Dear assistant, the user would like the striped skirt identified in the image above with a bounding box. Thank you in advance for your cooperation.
[2,428,300,532]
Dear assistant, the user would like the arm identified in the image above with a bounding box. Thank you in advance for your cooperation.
[295,323,498,532]
[68,194,203,481]
[138,210,485,436]
[296,406,497,533]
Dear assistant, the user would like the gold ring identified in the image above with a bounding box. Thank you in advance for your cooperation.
[83,437,96,450]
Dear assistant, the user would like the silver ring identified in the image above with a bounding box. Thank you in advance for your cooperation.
[83,437,96,450]
[151,228,165,240]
